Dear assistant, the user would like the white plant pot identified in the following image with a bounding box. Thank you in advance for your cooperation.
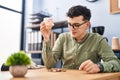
[9,65,28,77]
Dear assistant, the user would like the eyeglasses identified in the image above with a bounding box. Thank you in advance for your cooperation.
[68,21,87,30]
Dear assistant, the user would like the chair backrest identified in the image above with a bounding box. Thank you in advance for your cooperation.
[1,63,9,71]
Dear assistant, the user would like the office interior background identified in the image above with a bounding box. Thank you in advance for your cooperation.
[0,0,120,67]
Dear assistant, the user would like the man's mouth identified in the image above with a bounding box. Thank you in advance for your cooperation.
[72,32,76,35]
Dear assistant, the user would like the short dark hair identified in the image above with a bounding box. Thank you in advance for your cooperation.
[66,5,91,21]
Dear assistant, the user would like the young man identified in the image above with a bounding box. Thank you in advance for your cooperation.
[40,5,120,74]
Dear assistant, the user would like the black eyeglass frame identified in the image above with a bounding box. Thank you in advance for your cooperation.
[68,20,88,30]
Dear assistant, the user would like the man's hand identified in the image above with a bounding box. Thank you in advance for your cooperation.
[79,60,100,74]
[40,18,54,42]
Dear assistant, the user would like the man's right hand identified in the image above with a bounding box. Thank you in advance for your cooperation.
[40,18,54,42]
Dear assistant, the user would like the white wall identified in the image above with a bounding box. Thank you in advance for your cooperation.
[0,0,22,67]
[33,0,120,46]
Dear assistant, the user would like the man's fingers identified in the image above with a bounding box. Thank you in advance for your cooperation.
[79,60,100,74]
[86,65,98,74]
[79,60,91,70]
[85,64,94,72]
[83,62,92,70]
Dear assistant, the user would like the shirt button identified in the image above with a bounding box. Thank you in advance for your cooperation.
[73,63,75,65]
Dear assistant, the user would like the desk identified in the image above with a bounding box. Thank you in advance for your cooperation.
[0,68,120,80]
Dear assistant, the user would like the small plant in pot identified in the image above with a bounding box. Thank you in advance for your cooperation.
[5,51,31,77]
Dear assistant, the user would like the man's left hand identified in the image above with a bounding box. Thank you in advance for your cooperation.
[79,60,100,74]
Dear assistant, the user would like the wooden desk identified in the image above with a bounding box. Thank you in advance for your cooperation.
[0,68,120,80]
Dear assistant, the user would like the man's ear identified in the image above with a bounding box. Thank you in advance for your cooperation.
[85,21,90,29]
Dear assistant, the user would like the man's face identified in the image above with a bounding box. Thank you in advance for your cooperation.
[67,16,89,38]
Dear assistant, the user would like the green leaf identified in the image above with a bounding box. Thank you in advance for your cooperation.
[5,51,31,66]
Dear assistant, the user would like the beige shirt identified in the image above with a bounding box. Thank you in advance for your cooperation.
[42,32,120,72]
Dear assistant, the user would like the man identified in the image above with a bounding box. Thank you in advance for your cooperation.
[40,5,120,74]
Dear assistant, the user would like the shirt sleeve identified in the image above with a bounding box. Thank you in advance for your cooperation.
[42,34,63,69]
[98,38,120,72]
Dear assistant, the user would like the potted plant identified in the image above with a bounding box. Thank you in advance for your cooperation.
[5,51,31,77]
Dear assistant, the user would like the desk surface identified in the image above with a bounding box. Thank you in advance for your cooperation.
[0,68,120,80]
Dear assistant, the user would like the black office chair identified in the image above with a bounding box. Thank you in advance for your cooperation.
[113,50,120,59]
[1,63,9,71]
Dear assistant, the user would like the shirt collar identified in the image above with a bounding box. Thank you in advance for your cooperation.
[72,32,89,44]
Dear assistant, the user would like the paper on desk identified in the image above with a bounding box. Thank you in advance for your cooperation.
[28,65,45,69]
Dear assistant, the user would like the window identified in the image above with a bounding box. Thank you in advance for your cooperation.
[0,0,22,67]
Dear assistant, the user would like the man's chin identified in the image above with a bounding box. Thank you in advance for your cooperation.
[70,33,77,37]
[71,34,76,38]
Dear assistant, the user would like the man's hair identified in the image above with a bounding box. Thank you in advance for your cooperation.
[66,5,91,21]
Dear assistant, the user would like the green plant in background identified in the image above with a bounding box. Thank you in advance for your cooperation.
[5,51,31,66]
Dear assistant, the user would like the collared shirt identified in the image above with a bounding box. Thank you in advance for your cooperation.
[42,32,120,72]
